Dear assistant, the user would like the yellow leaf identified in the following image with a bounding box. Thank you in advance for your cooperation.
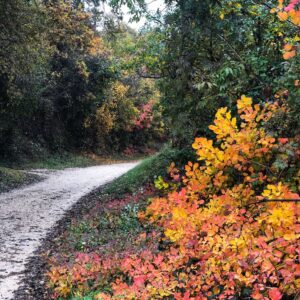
[172,207,188,220]
[237,95,252,110]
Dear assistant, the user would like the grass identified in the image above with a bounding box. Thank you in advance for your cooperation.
[105,145,196,195]
[0,152,146,171]
[21,154,96,170]
[0,166,40,193]
[66,201,144,253]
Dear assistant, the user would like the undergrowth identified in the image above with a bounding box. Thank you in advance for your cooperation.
[0,167,40,193]
[43,148,180,299]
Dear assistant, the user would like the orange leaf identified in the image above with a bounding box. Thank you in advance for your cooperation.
[283,50,296,60]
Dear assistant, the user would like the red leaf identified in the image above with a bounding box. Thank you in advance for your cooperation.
[154,254,164,266]
[133,275,147,287]
[278,138,289,144]
[268,288,282,300]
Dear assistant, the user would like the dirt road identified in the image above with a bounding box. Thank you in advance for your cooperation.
[0,162,138,300]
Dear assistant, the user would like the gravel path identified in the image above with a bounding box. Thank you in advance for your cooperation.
[0,162,138,300]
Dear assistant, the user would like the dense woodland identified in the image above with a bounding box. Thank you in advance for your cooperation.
[1,0,300,299]
[0,0,165,160]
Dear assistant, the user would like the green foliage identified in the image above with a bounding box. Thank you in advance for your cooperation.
[154,175,169,190]
[18,154,97,170]
[157,0,287,145]
[0,0,48,158]
[112,0,299,144]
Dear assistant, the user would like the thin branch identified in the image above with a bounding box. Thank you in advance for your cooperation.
[216,33,265,85]
[245,198,300,208]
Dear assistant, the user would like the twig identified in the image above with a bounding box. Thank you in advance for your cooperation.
[245,198,300,208]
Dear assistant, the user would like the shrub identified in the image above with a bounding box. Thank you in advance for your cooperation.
[108,96,299,299]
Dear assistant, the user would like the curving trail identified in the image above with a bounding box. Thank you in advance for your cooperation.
[0,162,138,300]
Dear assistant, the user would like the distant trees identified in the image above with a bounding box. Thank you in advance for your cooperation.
[0,0,47,158]
[0,0,164,160]
[85,25,165,153]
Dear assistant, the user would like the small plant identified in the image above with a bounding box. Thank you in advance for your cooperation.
[47,186,157,299]
[118,203,141,233]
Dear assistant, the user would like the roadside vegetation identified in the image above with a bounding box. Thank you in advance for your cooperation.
[105,146,195,195]
[0,167,40,193]
[45,97,299,300]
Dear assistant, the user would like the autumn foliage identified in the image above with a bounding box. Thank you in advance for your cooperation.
[105,97,299,300]
[274,0,300,26]
[48,96,299,299]
[272,0,300,59]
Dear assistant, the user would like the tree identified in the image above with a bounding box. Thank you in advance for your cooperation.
[107,0,298,145]
[0,0,47,158]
